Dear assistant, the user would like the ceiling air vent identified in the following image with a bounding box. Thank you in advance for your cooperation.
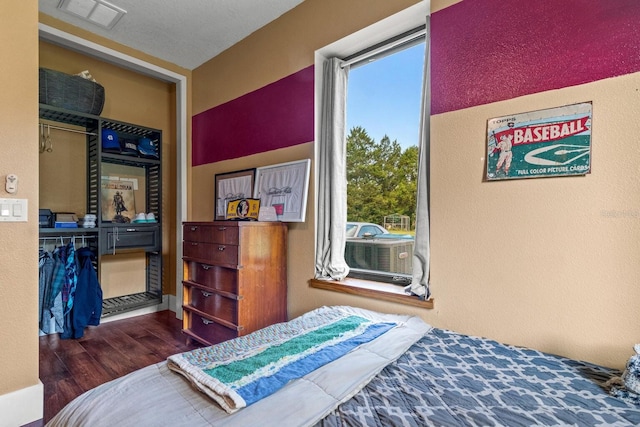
[57,0,127,30]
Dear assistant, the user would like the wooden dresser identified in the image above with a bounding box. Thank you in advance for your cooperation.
[182,221,288,346]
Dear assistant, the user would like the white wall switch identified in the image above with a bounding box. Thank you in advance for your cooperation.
[0,198,27,222]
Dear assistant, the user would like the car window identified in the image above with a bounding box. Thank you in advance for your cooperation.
[359,225,382,237]
[346,224,357,238]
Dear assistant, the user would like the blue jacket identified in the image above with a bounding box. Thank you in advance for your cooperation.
[62,247,103,339]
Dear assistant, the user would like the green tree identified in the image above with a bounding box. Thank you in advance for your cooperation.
[346,126,418,228]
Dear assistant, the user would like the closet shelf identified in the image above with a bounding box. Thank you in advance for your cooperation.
[101,119,158,139]
[101,152,160,166]
[102,292,162,317]
[39,228,99,236]
[39,104,98,129]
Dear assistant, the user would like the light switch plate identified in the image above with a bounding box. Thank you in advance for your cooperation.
[0,198,27,222]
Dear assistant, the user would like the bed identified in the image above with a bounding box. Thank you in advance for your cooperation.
[47,306,640,427]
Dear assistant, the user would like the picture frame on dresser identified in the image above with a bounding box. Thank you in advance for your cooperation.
[254,159,311,222]
[214,168,256,220]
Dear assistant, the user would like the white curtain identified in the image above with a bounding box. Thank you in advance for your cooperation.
[315,57,351,280]
[406,16,431,299]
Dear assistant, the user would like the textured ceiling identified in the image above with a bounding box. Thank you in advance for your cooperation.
[39,0,305,70]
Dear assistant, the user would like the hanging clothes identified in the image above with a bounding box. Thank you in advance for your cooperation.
[62,241,77,314]
[38,249,54,333]
[39,238,103,339]
[39,246,66,334]
[61,241,77,339]
[66,246,103,339]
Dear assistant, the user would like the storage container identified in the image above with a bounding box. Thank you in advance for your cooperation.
[39,209,53,228]
[39,68,105,115]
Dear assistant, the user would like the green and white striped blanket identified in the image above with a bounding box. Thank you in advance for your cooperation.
[168,307,397,413]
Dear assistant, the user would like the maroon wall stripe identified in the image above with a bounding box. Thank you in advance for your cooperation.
[432,0,640,115]
[192,65,314,166]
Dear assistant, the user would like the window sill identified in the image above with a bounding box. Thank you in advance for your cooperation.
[309,277,434,309]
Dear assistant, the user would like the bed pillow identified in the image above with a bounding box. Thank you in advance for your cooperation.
[622,344,640,394]
[609,344,640,405]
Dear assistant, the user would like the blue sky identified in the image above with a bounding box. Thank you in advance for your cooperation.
[346,42,425,150]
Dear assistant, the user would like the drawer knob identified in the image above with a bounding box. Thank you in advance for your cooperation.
[201,264,211,270]
[191,242,198,246]
[201,291,212,298]
[190,226,198,231]
[217,246,225,251]
[126,228,136,232]
[201,317,213,325]
[217,226,227,231]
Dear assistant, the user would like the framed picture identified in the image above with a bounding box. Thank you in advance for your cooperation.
[254,159,311,222]
[214,168,256,220]
[101,179,136,222]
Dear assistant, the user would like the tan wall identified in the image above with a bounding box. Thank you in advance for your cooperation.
[191,0,639,369]
[432,0,461,13]
[39,39,178,296]
[430,76,640,368]
[0,0,40,399]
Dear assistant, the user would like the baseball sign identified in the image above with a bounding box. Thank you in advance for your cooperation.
[486,102,592,180]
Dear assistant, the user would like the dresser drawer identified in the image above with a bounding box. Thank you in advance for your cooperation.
[188,286,237,324]
[186,261,238,294]
[185,308,239,345]
[183,241,239,266]
[183,223,239,245]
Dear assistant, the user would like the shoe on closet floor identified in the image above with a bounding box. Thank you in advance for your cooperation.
[145,213,157,223]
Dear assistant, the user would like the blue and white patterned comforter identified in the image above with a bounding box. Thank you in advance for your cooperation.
[318,329,640,426]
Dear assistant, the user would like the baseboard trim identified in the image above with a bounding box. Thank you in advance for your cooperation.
[167,293,177,313]
[0,381,43,427]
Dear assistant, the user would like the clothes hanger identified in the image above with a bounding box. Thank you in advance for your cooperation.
[39,123,46,153]
[46,124,53,153]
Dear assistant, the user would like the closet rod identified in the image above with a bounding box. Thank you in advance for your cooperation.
[39,123,98,136]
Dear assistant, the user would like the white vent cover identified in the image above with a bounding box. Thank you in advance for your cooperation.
[57,0,127,30]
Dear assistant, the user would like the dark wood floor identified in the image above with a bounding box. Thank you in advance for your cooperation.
[38,310,202,424]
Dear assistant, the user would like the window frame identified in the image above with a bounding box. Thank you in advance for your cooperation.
[342,30,425,286]
[313,2,432,306]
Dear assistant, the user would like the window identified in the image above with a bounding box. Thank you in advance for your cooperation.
[314,3,431,303]
[343,32,426,285]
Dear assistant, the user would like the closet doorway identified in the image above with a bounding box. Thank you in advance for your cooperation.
[38,23,188,319]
